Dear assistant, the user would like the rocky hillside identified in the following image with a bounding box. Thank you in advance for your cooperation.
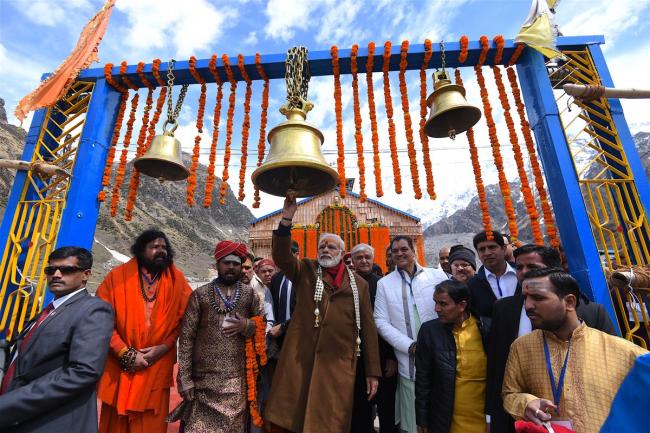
[0,98,253,289]
[424,131,650,264]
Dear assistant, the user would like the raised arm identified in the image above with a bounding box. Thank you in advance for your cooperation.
[272,191,304,282]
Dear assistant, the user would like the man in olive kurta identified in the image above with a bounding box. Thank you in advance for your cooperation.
[265,193,381,433]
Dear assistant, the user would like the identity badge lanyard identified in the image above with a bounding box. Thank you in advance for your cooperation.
[543,333,571,416]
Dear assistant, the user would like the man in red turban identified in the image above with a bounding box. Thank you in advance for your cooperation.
[213,240,248,262]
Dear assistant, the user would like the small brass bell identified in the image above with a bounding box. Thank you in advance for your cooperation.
[252,103,339,197]
[424,70,482,139]
[134,121,189,182]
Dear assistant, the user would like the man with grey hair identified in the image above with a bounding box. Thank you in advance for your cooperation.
[351,244,398,433]
[265,193,381,433]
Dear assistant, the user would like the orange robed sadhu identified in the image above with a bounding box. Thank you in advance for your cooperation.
[97,258,191,433]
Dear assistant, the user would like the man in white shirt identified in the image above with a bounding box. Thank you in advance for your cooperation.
[374,235,447,433]
[467,230,519,317]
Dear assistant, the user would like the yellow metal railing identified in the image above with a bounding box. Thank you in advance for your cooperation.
[548,50,650,346]
[0,81,94,340]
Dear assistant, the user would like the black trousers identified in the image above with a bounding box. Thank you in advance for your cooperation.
[375,373,398,433]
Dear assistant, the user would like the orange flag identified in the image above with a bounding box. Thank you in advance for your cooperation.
[14,0,116,122]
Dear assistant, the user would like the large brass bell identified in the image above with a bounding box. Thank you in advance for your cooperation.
[424,70,481,139]
[134,121,189,182]
[252,104,339,197]
[252,46,339,198]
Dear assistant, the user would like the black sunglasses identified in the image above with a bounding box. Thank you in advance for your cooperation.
[44,265,88,276]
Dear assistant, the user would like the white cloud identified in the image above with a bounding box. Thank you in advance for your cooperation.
[557,0,650,50]
[315,0,364,43]
[10,0,92,27]
[115,0,238,57]
[263,0,323,41]
[244,31,259,46]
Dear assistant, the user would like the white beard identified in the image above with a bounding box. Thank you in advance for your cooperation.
[318,253,342,268]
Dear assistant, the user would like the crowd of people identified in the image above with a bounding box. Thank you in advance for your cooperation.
[0,191,647,433]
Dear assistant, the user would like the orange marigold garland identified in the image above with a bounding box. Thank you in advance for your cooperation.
[253,53,270,208]
[237,54,253,202]
[124,62,155,220]
[350,44,367,202]
[492,64,542,243]
[331,45,346,198]
[398,40,422,199]
[506,66,559,246]
[419,39,436,199]
[458,35,469,63]
[99,63,127,202]
[186,56,207,207]
[493,35,505,65]
[366,42,383,197]
[204,55,224,208]
[475,57,518,240]
[507,44,526,67]
[455,69,493,235]
[382,41,402,194]
[245,316,267,427]
[477,35,490,67]
[220,54,238,205]
[109,62,140,217]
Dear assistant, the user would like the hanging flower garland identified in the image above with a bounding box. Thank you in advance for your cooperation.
[492,63,542,243]
[145,59,168,151]
[245,316,267,427]
[350,44,367,202]
[237,54,253,202]
[204,55,224,208]
[477,35,490,67]
[493,34,506,65]
[475,38,518,241]
[185,56,207,207]
[455,69,493,235]
[124,62,155,220]
[399,40,422,199]
[109,61,140,216]
[253,53,270,208]
[419,39,436,199]
[99,63,127,202]
[507,44,526,67]
[331,45,347,197]
[220,54,238,205]
[458,35,469,63]
[382,41,402,194]
[506,66,559,247]
[365,42,383,197]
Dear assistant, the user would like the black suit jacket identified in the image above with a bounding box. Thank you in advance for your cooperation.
[468,266,521,318]
[0,290,114,433]
[486,294,617,433]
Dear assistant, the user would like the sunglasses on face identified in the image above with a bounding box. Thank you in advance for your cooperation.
[44,265,87,276]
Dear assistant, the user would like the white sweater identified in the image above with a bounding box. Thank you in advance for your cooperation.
[374,264,448,380]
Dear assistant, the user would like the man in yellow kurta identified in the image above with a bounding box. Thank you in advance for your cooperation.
[415,279,489,433]
[503,267,647,433]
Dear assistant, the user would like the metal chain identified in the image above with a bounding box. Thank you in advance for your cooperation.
[165,59,189,128]
[439,41,446,70]
[285,46,311,109]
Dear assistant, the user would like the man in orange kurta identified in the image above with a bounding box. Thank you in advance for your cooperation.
[97,229,192,433]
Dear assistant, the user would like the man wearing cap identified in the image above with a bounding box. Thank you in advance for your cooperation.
[448,245,476,284]
[175,240,264,432]
[265,193,381,433]
[97,230,192,433]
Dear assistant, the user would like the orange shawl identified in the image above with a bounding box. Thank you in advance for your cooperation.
[96,258,191,414]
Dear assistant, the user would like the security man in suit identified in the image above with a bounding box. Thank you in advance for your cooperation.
[0,246,114,433]
[467,230,519,318]
[485,244,616,433]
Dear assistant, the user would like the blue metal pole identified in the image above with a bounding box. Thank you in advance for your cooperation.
[516,48,620,334]
[55,79,122,252]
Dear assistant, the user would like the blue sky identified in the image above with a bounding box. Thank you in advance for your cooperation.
[1,0,649,219]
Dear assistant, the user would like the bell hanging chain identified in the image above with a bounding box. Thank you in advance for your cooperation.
[284,46,312,112]
[164,59,189,132]
[439,41,446,71]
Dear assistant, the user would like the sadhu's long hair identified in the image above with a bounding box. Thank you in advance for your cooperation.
[130,229,176,263]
